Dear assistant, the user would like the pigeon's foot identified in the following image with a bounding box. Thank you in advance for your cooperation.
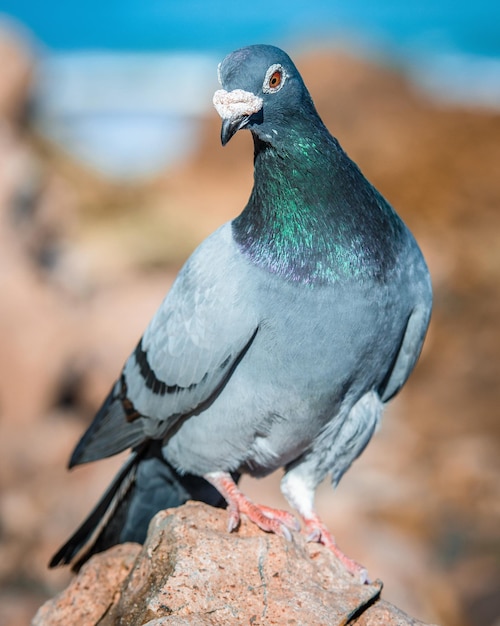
[205,471,299,540]
[304,514,370,584]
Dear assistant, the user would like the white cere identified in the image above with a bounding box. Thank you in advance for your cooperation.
[213,89,263,119]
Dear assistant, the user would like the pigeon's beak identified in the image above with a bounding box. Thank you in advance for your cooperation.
[213,89,263,146]
[220,116,250,146]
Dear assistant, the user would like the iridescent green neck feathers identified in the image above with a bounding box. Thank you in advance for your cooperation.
[232,126,405,286]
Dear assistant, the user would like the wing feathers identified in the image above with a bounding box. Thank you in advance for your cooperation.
[69,381,146,468]
[134,338,198,396]
[379,303,431,403]
[70,226,260,465]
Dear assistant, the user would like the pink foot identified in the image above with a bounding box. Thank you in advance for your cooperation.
[304,514,370,584]
[205,472,299,540]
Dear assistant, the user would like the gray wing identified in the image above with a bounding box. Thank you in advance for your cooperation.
[124,241,259,431]
[70,225,260,466]
[379,301,431,403]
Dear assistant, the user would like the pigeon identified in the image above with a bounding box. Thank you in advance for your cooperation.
[50,44,432,582]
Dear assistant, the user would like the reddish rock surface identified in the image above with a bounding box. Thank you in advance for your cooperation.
[32,544,141,626]
[33,503,433,626]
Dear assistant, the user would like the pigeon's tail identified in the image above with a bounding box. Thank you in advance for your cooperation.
[68,380,146,469]
[50,440,235,571]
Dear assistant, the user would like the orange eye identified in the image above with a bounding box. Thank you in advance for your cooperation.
[269,70,282,89]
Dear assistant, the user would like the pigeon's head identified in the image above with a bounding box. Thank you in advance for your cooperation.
[213,45,315,146]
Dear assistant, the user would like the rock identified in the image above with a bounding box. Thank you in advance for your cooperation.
[32,544,141,626]
[33,503,434,626]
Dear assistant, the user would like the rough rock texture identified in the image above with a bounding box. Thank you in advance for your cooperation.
[32,544,141,626]
[33,503,433,626]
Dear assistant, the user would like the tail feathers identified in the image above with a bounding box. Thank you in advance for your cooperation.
[69,380,145,468]
[50,440,236,571]
[50,445,142,569]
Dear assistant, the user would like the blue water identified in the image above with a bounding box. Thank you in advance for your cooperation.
[1,1,499,179]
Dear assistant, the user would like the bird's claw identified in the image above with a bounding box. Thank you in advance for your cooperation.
[227,506,241,533]
[227,500,296,540]
[305,527,322,543]
[258,504,300,531]
[304,517,371,584]
[205,472,297,541]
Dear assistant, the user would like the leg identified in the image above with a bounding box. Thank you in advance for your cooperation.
[204,471,299,540]
[280,392,382,583]
[281,469,369,584]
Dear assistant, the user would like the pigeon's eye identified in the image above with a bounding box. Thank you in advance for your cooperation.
[262,64,287,93]
[269,70,282,89]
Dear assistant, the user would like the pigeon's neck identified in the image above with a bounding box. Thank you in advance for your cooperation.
[232,124,406,286]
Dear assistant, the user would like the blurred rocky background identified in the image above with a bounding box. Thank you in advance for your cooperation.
[0,3,499,626]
